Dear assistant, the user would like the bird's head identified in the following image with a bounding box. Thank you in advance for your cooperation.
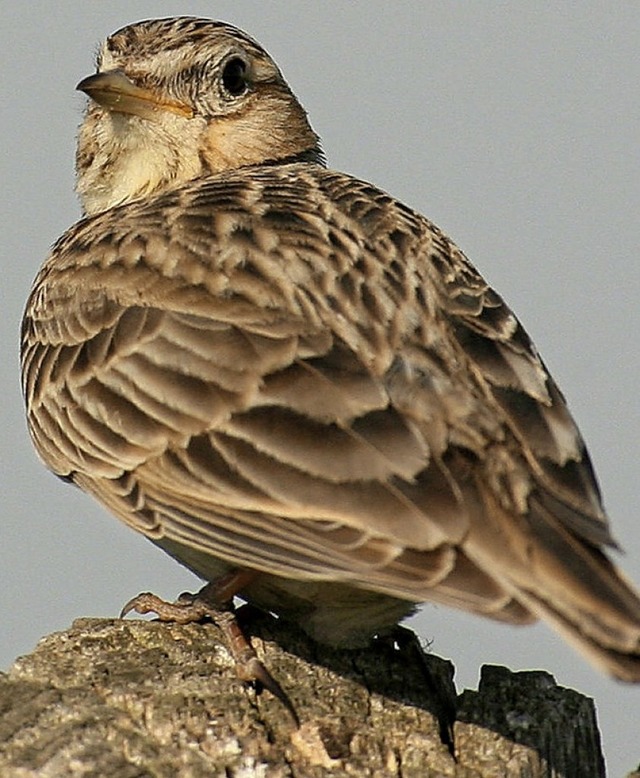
[75,16,324,215]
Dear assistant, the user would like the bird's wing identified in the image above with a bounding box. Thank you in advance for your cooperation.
[431,233,611,544]
[22,167,640,656]
[413,225,640,676]
[22,168,528,617]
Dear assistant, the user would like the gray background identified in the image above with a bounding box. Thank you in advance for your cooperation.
[2,2,638,773]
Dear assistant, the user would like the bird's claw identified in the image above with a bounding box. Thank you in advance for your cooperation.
[120,578,299,725]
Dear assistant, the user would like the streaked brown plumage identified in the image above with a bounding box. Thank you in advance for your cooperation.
[21,16,640,679]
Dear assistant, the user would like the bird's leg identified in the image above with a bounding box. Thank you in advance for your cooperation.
[120,569,258,623]
[120,570,299,724]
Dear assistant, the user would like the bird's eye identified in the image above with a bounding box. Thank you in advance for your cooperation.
[221,57,249,97]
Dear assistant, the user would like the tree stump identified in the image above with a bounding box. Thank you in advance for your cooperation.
[0,609,608,776]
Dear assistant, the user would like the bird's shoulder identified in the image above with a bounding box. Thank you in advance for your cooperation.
[29,163,452,358]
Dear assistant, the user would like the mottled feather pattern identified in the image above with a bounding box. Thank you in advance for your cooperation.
[21,17,640,669]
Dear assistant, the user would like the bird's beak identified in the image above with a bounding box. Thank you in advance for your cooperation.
[76,70,193,120]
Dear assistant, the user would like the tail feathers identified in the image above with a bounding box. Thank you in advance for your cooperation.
[516,579,640,682]
[467,483,640,682]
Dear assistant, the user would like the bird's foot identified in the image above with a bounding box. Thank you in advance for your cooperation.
[120,571,299,724]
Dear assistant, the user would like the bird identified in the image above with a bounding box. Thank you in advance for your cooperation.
[20,16,640,686]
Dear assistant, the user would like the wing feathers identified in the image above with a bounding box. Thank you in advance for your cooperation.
[21,164,640,677]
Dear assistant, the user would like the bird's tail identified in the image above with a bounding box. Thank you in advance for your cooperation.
[466,481,640,682]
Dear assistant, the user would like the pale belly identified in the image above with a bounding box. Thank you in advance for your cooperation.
[153,536,418,647]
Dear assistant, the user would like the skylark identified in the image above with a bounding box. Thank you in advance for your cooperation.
[21,17,640,683]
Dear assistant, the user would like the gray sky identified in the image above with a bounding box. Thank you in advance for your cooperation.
[2,3,639,773]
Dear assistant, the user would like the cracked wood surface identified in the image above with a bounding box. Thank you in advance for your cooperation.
[0,611,608,776]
